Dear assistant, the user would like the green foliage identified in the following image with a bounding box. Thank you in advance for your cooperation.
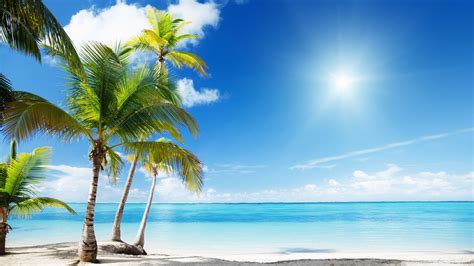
[125,139,203,193]
[2,41,199,183]
[127,7,208,77]
[0,0,81,69]
[0,145,76,221]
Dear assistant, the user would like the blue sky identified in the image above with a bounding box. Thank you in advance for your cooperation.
[0,0,472,202]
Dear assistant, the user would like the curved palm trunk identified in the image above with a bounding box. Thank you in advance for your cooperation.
[111,154,139,241]
[133,173,157,249]
[78,159,101,262]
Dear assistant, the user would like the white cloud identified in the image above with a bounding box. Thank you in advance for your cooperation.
[64,1,149,48]
[176,78,220,107]
[39,164,474,203]
[167,0,220,46]
[41,164,146,202]
[64,0,221,48]
[328,179,340,187]
[152,164,473,203]
[290,128,474,170]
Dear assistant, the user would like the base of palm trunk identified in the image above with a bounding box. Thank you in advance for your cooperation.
[99,241,147,255]
[0,223,8,255]
[78,241,98,262]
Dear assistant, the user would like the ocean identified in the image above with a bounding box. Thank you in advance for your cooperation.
[7,202,473,256]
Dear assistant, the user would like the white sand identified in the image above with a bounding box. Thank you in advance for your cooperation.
[0,242,472,265]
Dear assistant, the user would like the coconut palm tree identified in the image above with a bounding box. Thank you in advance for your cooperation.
[133,138,202,253]
[1,42,198,262]
[127,8,207,78]
[0,0,80,68]
[111,9,208,242]
[0,140,76,255]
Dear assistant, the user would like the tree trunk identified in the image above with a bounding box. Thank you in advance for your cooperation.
[156,56,165,78]
[0,222,8,255]
[78,158,101,262]
[133,174,157,249]
[111,154,139,241]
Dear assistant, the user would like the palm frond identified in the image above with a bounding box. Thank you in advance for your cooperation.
[167,51,207,76]
[0,0,81,67]
[5,146,50,198]
[103,148,123,185]
[10,197,76,218]
[0,73,14,109]
[124,140,203,193]
[2,91,90,142]
[111,102,198,142]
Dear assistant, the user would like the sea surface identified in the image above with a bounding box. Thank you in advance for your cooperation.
[8,202,474,255]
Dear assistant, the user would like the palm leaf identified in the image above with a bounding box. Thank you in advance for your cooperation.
[167,51,207,76]
[0,0,81,68]
[124,140,203,192]
[5,146,50,198]
[10,197,76,218]
[2,91,90,142]
[103,149,123,185]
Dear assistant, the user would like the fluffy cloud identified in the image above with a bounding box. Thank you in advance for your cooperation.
[40,164,472,203]
[64,0,220,48]
[64,1,149,48]
[176,78,220,107]
[40,165,148,202]
[167,0,220,46]
[151,164,474,203]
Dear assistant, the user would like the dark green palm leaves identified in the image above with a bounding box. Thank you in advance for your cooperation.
[0,0,80,69]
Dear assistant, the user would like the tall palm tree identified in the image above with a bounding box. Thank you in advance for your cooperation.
[128,8,208,78]
[0,0,81,69]
[133,138,202,253]
[110,9,208,242]
[0,140,76,255]
[1,42,198,262]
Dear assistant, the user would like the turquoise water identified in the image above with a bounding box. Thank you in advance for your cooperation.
[7,202,474,255]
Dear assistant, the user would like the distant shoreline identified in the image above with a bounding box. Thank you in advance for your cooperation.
[64,201,474,204]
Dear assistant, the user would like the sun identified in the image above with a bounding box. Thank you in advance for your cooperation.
[329,72,359,96]
[331,73,356,89]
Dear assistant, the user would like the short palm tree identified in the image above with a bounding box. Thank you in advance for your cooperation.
[128,8,207,78]
[0,140,76,255]
[133,138,202,252]
[0,0,81,68]
[1,42,198,262]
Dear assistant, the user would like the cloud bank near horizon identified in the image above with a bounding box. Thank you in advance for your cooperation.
[41,163,473,203]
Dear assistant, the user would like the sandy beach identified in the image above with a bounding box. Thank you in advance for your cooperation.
[0,242,472,265]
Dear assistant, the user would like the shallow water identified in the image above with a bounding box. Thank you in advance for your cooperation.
[8,202,473,255]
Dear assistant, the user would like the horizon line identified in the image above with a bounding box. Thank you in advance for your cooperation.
[64,200,474,204]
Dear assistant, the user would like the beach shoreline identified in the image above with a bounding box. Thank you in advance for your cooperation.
[0,242,472,265]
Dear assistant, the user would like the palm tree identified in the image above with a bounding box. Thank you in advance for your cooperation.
[1,42,198,262]
[128,8,208,78]
[0,140,76,255]
[111,8,208,243]
[133,138,202,253]
[0,0,81,68]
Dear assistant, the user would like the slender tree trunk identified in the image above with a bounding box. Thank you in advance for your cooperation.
[0,222,8,255]
[133,174,157,249]
[156,55,165,78]
[78,158,102,262]
[111,154,139,241]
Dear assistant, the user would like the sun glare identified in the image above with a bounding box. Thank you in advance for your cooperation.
[331,73,356,90]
